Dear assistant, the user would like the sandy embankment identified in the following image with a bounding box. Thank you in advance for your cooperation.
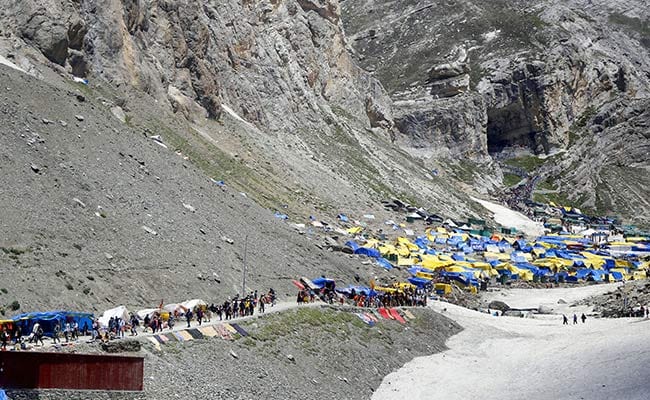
[373,284,650,400]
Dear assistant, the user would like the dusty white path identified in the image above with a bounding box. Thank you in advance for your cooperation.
[472,197,545,237]
[373,285,650,400]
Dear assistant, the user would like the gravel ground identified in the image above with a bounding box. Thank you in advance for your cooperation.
[0,64,388,314]
[576,280,650,317]
[35,304,461,399]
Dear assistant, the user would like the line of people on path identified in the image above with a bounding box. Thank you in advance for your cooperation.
[562,313,587,325]
[90,288,278,342]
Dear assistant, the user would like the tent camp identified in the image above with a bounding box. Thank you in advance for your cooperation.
[98,306,130,328]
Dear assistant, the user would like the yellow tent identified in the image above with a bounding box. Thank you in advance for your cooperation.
[416,271,435,280]
[393,282,416,290]
[434,283,452,295]
[397,257,417,266]
[420,257,453,270]
[347,226,363,235]
[396,237,420,251]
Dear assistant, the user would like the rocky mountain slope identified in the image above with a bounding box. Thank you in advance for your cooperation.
[342,0,650,224]
[0,0,486,313]
[0,0,648,314]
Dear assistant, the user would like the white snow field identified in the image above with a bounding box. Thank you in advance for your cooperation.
[373,284,650,400]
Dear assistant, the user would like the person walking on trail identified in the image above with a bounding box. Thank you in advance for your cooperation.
[35,325,44,346]
[64,322,71,342]
[581,313,587,323]
[1,327,9,350]
[573,314,578,324]
[52,322,61,344]
[185,309,193,328]
[562,314,568,325]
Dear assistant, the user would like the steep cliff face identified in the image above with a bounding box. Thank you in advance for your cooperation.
[4,0,388,128]
[343,0,650,157]
[342,0,650,224]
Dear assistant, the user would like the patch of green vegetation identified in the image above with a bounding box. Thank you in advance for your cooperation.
[250,308,361,342]
[503,173,521,187]
[504,155,546,172]
[1,246,29,256]
[0,288,7,295]
[330,105,355,122]
[65,282,74,291]
[451,161,479,183]
[574,106,597,129]
[141,118,296,213]
[536,179,556,191]
[9,301,20,311]
[533,190,573,207]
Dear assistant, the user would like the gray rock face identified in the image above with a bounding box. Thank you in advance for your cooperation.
[342,0,650,224]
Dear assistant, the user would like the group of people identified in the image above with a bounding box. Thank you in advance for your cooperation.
[295,281,430,310]
[0,319,87,350]
[93,289,279,341]
[562,313,587,325]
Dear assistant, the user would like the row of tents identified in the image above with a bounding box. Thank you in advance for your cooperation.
[1,299,210,338]
[343,225,650,291]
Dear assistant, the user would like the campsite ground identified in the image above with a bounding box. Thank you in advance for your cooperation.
[373,283,650,400]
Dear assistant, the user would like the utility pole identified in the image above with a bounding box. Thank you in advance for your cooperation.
[242,234,248,297]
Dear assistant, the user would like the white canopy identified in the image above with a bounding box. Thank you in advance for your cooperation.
[136,308,160,320]
[180,299,207,311]
[98,305,129,328]
[163,303,187,314]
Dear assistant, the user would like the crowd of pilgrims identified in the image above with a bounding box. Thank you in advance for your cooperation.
[1,283,431,348]
[298,284,429,308]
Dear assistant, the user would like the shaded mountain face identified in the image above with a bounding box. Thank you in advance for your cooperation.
[342,0,650,225]
[0,0,486,312]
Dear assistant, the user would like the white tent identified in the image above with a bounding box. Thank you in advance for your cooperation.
[98,305,130,328]
[136,308,160,320]
[180,299,207,311]
[163,303,187,315]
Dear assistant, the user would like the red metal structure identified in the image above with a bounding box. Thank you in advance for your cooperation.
[0,351,144,391]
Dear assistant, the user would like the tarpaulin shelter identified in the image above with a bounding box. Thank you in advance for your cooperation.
[407,276,432,288]
[376,257,394,270]
[13,311,94,337]
[311,277,335,289]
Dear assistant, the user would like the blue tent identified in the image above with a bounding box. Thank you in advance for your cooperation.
[376,257,394,270]
[336,285,376,297]
[311,277,335,289]
[414,237,429,249]
[344,240,360,251]
[408,266,435,276]
[407,277,432,288]
[12,311,94,337]
[355,247,381,258]
[610,271,624,281]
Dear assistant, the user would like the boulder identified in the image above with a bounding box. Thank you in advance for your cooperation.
[488,300,510,312]
[100,340,141,353]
